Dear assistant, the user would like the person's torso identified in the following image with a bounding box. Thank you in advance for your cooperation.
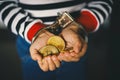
[18,0,86,24]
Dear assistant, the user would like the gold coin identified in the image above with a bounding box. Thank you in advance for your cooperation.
[47,36,65,52]
[39,45,59,57]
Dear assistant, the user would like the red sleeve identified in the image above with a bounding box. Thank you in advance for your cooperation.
[27,22,45,41]
[76,9,99,32]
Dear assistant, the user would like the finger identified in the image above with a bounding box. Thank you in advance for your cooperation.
[61,51,73,62]
[37,58,49,72]
[79,42,87,57]
[73,41,83,53]
[59,51,76,62]
[73,42,87,59]
[69,50,77,56]
[70,42,87,61]
[46,56,56,71]
[58,52,64,61]
[52,55,61,68]
[69,51,80,62]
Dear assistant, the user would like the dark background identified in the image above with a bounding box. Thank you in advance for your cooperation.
[0,1,120,80]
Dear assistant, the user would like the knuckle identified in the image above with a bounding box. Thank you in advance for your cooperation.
[31,56,36,61]
[74,58,80,62]
[42,68,48,72]
[49,67,55,71]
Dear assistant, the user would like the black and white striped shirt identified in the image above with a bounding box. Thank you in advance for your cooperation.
[0,0,113,43]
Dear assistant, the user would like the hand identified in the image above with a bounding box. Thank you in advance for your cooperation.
[58,22,88,62]
[30,30,61,71]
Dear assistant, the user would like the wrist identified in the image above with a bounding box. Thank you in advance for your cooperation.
[31,28,46,43]
[27,22,45,42]
[64,21,88,43]
[31,27,53,43]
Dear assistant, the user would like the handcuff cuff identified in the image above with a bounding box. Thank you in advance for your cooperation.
[32,12,88,43]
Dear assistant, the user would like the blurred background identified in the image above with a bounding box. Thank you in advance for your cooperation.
[0,0,120,80]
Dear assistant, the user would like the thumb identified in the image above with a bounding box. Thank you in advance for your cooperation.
[30,48,42,61]
[73,41,82,54]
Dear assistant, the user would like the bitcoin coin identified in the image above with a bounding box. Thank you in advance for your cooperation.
[39,45,59,57]
[47,36,65,52]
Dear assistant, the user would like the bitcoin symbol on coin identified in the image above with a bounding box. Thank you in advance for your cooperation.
[47,36,65,52]
[39,36,65,57]
[39,45,59,57]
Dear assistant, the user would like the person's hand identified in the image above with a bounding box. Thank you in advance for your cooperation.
[58,23,87,62]
[30,30,61,71]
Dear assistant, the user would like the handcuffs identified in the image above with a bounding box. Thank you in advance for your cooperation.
[32,12,88,57]
[32,12,88,43]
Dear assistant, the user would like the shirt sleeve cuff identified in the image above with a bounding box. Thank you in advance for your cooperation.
[76,9,100,32]
[27,22,45,42]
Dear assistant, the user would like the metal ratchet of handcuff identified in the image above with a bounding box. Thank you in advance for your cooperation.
[45,12,74,35]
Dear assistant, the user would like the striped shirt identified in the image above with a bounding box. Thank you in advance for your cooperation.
[0,0,113,43]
